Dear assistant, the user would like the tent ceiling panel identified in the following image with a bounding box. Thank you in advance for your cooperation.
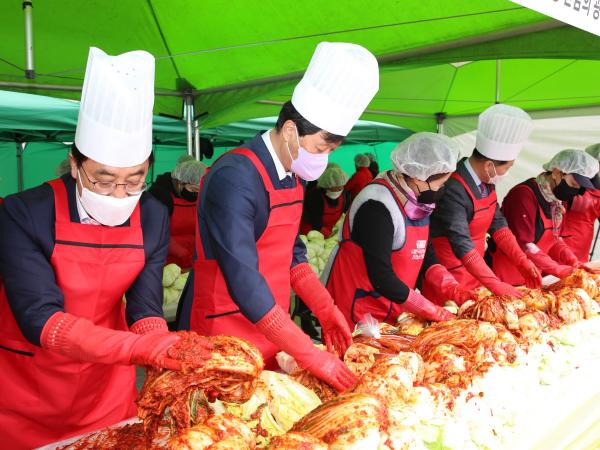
[1,1,599,131]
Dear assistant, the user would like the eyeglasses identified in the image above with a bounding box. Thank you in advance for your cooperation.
[80,165,147,196]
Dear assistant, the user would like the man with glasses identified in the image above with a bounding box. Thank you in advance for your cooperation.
[0,48,211,449]
[150,159,207,270]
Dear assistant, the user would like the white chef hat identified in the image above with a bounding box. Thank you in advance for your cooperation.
[75,47,155,167]
[475,104,533,161]
[292,42,379,137]
[391,132,460,180]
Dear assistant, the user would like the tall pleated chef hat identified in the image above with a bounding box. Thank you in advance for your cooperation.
[75,47,155,167]
[475,104,533,161]
[292,42,379,137]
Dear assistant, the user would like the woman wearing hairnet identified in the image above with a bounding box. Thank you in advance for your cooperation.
[300,166,351,238]
[561,144,600,262]
[150,159,207,269]
[345,153,374,199]
[491,149,600,282]
[323,133,472,327]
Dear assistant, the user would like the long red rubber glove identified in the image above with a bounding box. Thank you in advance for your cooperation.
[548,238,580,267]
[525,243,575,278]
[404,289,455,321]
[492,228,542,289]
[41,312,212,370]
[424,264,476,306]
[461,249,523,297]
[256,304,356,392]
[290,263,352,356]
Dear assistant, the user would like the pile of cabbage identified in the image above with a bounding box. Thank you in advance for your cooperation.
[386,316,600,449]
[162,263,189,306]
[299,216,344,276]
[211,371,322,448]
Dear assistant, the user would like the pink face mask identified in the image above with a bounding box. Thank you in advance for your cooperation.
[286,126,329,181]
[394,176,435,220]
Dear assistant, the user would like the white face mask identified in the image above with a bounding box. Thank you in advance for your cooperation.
[487,164,508,185]
[77,170,142,226]
[325,190,343,199]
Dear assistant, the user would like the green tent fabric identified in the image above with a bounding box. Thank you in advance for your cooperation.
[0,89,187,144]
[0,90,411,196]
[203,117,413,145]
[3,1,596,132]
[0,140,402,197]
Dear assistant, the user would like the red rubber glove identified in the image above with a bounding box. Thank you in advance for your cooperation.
[524,243,575,278]
[290,263,352,356]
[492,228,542,289]
[424,264,476,306]
[548,238,579,267]
[404,289,455,321]
[256,305,356,392]
[130,316,169,335]
[41,312,211,370]
[460,249,523,297]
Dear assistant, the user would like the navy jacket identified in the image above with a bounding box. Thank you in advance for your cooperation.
[0,175,169,345]
[177,134,307,328]
[429,158,507,259]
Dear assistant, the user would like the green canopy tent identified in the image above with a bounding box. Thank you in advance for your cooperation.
[0,90,412,196]
[2,1,600,197]
[2,0,600,134]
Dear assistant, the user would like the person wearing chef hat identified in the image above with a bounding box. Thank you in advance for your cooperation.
[428,104,542,298]
[491,149,600,282]
[560,144,600,262]
[324,133,469,328]
[177,42,379,393]
[150,159,207,269]
[0,48,212,449]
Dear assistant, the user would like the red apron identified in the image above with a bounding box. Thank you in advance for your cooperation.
[166,192,197,269]
[325,179,429,328]
[190,148,303,368]
[492,180,557,284]
[0,197,3,295]
[0,179,145,449]
[562,189,600,262]
[431,172,498,290]
[299,191,344,238]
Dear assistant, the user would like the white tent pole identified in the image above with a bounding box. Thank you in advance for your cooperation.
[23,1,35,79]
[184,93,194,156]
[436,112,446,134]
[193,120,200,160]
[495,59,501,104]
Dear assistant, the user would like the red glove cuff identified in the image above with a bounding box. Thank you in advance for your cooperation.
[492,227,527,263]
[40,311,77,353]
[130,317,169,335]
[290,262,334,316]
[461,248,484,267]
[290,262,316,286]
